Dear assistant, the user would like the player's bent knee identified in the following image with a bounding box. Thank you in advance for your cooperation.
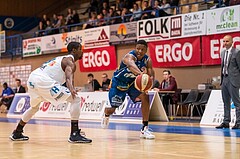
[70,96,81,120]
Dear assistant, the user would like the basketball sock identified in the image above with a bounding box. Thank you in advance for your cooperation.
[142,121,148,130]
[16,120,26,132]
[71,120,79,134]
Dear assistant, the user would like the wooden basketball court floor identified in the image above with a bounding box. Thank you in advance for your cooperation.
[0,113,239,159]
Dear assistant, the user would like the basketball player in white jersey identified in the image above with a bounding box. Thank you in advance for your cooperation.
[10,42,92,143]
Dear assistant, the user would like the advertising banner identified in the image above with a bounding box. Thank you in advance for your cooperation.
[22,38,42,57]
[84,26,110,49]
[181,11,206,37]
[201,32,240,65]
[200,90,236,126]
[206,6,240,35]
[110,22,137,45]
[79,46,117,72]
[148,37,201,67]
[137,17,170,42]
[7,93,31,118]
[41,30,84,54]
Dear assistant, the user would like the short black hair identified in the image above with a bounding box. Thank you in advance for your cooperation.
[67,42,81,52]
[163,70,171,75]
[136,40,148,47]
[3,82,8,87]
[87,73,94,78]
[16,79,21,82]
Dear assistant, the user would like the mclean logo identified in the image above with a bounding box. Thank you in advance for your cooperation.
[171,16,181,37]
[98,29,109,40]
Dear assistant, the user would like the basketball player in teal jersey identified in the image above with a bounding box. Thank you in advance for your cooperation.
[10,42,92,143]
[101,40,155,139]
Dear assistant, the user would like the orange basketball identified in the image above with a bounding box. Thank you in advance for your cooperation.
[134,74,153,92]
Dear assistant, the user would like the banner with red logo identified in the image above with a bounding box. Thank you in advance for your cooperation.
[148,37,201,67]
[84,26,110,49]
[202,32,240,65]
[79,46,117,72]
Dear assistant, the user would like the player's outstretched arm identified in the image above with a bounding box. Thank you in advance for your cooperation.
[63,57,77,99]
[123,54,142,75]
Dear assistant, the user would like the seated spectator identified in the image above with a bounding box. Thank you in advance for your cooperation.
[229,0,239,5]
[15,79,26,93]
[108,8,122,24]
[130,3,142,21]
[211,0,229,8]
[0,82,15,112]
[101,73,111,91]
[65,8,73,26]
[121,7,132,23]
[151,0,161,18]
[44,20,53,35]
[87,73,101,91]
[154,70,177,115]
[159,0,172,16]
[141,0,154,20]
[82,12,98,29]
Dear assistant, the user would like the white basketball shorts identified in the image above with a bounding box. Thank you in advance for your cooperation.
[27,70,71,107]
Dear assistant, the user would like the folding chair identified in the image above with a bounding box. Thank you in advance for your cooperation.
[190,89,212,119]
[175,89,199,119]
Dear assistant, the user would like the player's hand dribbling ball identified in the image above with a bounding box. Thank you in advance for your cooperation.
[134,74,153,92]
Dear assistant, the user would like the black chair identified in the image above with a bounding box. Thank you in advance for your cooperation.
[175,89,199,119]
[190,89,212,119]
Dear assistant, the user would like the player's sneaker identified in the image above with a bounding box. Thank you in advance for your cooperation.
[101,115,109,129]
[68,129,92,143]
[140,126,155,139]
[9,130,29,141]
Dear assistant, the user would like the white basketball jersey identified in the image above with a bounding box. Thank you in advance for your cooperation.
[34,54,74,84]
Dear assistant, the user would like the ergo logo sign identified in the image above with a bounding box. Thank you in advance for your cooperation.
[82,50,110,68]
[155,42,193,62]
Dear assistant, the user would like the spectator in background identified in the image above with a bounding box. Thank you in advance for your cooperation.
[96,13,105,27]
[229,0,240,5]
[72,10,80,25]
[159,0,172,16]
[41,14,49,30]
[65,8,73,26]
[151,0,161,18]
[130,3,142,21]
[51,14,58,27]
[108,8,121,24]
[0,82,15,112]
[87,73,101,91]
[211,0,229,8]
[44,20,53,35]
[101,73,111,91]
[121,7,132,23]
[102,8,110,25]
[141,0,154,19]
[82,12,98,29]
[154,70,177,115]
[15,79,26,93]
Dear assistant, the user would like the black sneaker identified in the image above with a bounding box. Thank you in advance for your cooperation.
[68,129,92,143]
[9,130,29,141]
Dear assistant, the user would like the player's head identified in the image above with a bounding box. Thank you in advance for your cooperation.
[135,40,148,60]
[67,42,83,60]
[223,35,233,50]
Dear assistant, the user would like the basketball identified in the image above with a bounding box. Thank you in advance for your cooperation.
[134,74,153,92]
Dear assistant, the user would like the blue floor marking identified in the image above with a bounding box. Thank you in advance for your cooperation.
[1,117,240,138]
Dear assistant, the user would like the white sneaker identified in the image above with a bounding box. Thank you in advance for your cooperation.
[101,116,109,129]
[140,126,155,139]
